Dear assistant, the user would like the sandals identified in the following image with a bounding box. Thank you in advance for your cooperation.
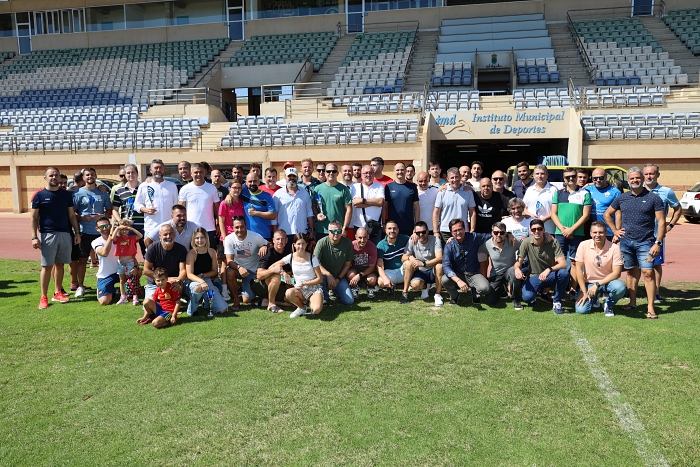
[646,312,659,319]
[137,316,154,325]
[268,305,282,313]
[621,304,637,311]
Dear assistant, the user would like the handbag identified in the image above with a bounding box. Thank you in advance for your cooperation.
[361,183,382,237]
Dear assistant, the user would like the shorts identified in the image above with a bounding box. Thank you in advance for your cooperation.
[384,266,405,285]
[555,234,584,260]
[155,302,173,321]
[117,258,136,275]
[411,268,436,284]
[653,238,666,266]
[79,233,99,258]
[300,283,324,299]
[71,242,81,262]
[40,231,72,266]
[97,273,119,298]
[619,236,655,270]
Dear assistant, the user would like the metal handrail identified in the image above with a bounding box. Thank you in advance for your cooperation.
[293,54,314,84]
[338,20,419,35]
[261,81,324,103]
[193,59,221,88]
[567,12,595,83]
[146,87,221,107]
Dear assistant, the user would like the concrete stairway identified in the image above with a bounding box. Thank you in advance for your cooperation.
[640,16,700,84]
[200,121,231,151]
[301,34,356,98]
[187,41,244,88]
[403,30,439,92]
[547,23,592,87]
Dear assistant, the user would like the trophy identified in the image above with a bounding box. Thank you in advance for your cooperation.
[146,186,156,211]
[88,195,96,218]
[124,198,135,220]
[316,193,326,221]
[206,289,215,318]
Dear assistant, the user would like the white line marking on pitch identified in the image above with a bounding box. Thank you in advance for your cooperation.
[567,322,669,467]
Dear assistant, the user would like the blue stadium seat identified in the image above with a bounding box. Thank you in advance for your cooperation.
[596,78,605,86]
[539,72,549,82]
[618,77,629,85]
[518,73,528,84]
[549,71,560,82]
[630,76,641,85]
[605,78,617,86]
[432,76,442,87]
[462,75,472,85]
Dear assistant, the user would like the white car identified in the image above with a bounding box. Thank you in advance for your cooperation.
[681,182,700,224]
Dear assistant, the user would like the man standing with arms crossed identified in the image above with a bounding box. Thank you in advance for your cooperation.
[32,167,81,309]
[605,167,666,319]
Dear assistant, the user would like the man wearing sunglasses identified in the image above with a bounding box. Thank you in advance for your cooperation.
[478,222,523,309]
[584,168,621,240]
[313,220,355,305]
[491,170,516,201]
[515,219,569,314]
[315,163,327,183]
[402,221,444,306]
[473,178,509,234]
[314,163,352,240]
[573,221,625,316]
[551,167,592,297]
[109,166,126,204]
[376,220,410,302]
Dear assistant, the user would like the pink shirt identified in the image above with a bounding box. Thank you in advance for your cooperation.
[352,240,378,268]
[575,239,623,282]
[218,199,245,240]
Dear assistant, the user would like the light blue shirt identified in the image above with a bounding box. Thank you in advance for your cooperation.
[586,184,621,236]
[273,186,313,235]
[73,187,112,235]
[648,183,679,236]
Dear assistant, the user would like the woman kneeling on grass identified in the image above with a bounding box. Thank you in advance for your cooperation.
[185,227,230,317]
[271,233,324,318]
[139,267,180,328]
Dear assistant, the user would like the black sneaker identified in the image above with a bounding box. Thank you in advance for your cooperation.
[472,290,481,305]
[538,292,553,304]
[399,292,409,304]
[448,298,458,305]
[512,300,524,311]
[500,289,509,299]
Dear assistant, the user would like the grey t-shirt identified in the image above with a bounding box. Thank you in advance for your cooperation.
[405,236,442,272]
[478,239,518,277]
[435,187,476,232]
[147,220,198,250]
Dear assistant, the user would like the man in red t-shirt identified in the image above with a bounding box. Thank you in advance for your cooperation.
[346,227,379,300]
[260,167,281,196]
[371,157,394,186]
[139,267,181,328]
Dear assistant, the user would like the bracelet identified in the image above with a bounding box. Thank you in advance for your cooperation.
[31,236,38,240]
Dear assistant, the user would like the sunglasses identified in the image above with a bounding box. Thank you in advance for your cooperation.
[316,168,325,172]
[119,174,126,178]
[325,170,338,174]
[492,231,506,236]
[151,159,163,164]
[329,229,342,234]
[564,175,576,180]
[97,224,111,230]
[415,230,428,235]
[595,255,602,268]
[492,177,504,181]
[232,216,245,221]
[592,176,606,181]
[530,227,543,232]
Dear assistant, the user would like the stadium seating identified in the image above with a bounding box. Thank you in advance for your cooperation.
[516,58,561,84]
[425,90,480,111]
[577,85,669,108]
[328,30,415,96]
[663,8,700,55]
[512,88,571,108]
[0,104,202,152]
[221,116,420,147]
[431,61,474,87]
[226,31,337,72]
[580,112,700,139]
[573,17,661,51]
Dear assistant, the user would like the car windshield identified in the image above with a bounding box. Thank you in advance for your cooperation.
[688,183,700,193]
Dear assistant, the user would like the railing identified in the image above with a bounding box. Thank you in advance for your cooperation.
[218,129,423,151]
[261,81,325,104]
[193,59,221,88]
[147,87,221,108]
[568,77,581,109]
[567,4,665,21]
[336,21,342,37]
[285,90,425,120]
[338,20,420,36]
[567,11,595,84]
[293,54,314,84]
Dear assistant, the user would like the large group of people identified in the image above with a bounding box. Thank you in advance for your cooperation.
[30,157,681,325]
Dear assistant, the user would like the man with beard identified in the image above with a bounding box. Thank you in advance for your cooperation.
[402,220,444,306]
[347,227,379,300]
[177,161,192,191]
[512,161,535,199]
[428,161,446,187]
[352,163,363,184]
[605,167,665,319]
[242,172,277,241]
[433,167,476,244]
[273,167,314,251]
[376,220,410,302]
[31,167,81,309]
[252,229,293,312]
[502,197,532,242]
[135,159,179,236]
[385,162,419,237]
[479,221,522,308]
[468,161,484,190]
[472,178,509,234]
[314,220,355,305]
[178,163,220,248]
[224,217,269,305]
[145,205,198,250]
[351,164,384,244]
[143,223,187,307]
[72,167,112,298]
[405,164,416,183]
[340,164,354,188]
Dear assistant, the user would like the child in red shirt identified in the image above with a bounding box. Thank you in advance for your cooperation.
[114,219,143,306]
[138,268,181,328]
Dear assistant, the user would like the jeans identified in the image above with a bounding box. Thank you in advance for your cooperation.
[187,277,228,316]
[521,269,571,304]
[575,279,627,314]
[485,266,523,305]
[322,276,354,305]
[441,271,490,301]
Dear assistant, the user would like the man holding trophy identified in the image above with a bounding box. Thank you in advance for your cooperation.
[134,158,179,238]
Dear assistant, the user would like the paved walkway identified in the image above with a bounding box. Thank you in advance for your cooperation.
[2,213,696,283]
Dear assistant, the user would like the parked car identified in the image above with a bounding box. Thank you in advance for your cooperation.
[67,178,120,191]
[680,181,700,224]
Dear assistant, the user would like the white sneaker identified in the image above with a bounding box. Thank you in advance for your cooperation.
[603,300,614,317]
[421,289,429,300]
[116,295,128,305]
[221,286,230,301]
[75,286,85,298]
[553,301,563,315]
[290,307,307,318]
[434,294,443,307]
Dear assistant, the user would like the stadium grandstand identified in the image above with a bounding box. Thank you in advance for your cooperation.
[1,0,700,214]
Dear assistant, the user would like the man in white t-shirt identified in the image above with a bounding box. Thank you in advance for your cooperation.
[179,163,220,248]
[224,218,268,304]
[351,164,385,244]
[91,216,121,306]
[416,172,438,233]
[523,164,557,234]
[433,167,476,245]
[134,159,179,234]
[502,197,533,243]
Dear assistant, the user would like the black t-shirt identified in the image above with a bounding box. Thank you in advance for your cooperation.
[499,188,516,201]
[258,247,292,273]
[144,242,188,285]
[473,192,508,233]
[31,189,73,233]
[214,184,228,203]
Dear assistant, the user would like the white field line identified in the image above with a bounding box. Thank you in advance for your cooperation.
[567,322,670,467]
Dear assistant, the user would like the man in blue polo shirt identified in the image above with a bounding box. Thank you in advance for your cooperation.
[604,167,666,319]
[242,172,276,241]
[642,163,682,303]
[585,167,621,239]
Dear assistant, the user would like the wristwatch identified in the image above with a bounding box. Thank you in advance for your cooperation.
[594,282,600,288]
[668,224,674,230]
[655,241,662,246]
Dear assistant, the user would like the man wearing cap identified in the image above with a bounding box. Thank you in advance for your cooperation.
[276,161,296,187]
[273,166,314,253]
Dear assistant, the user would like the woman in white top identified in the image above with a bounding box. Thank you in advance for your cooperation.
[271,233,323,318]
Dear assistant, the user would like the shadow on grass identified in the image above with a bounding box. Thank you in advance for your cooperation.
[0,279,33,298]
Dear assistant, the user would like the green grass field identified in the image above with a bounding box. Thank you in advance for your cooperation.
[1,259,699,466]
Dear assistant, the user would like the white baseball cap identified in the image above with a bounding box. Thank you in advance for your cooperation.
[285,167,298,177]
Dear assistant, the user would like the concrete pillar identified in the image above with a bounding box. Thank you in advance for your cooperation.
[9,156,20,214]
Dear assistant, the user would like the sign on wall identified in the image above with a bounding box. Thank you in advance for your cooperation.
[430,109,571,140]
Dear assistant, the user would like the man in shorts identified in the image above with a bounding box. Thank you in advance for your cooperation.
[376,220,410,302]
[31,167,81,309]
[224,217,269,304]
[253,229,293,312]
[402,221,444,306]
[143,224,188,305]
[347,227,379,300]
[92,217,121,306]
